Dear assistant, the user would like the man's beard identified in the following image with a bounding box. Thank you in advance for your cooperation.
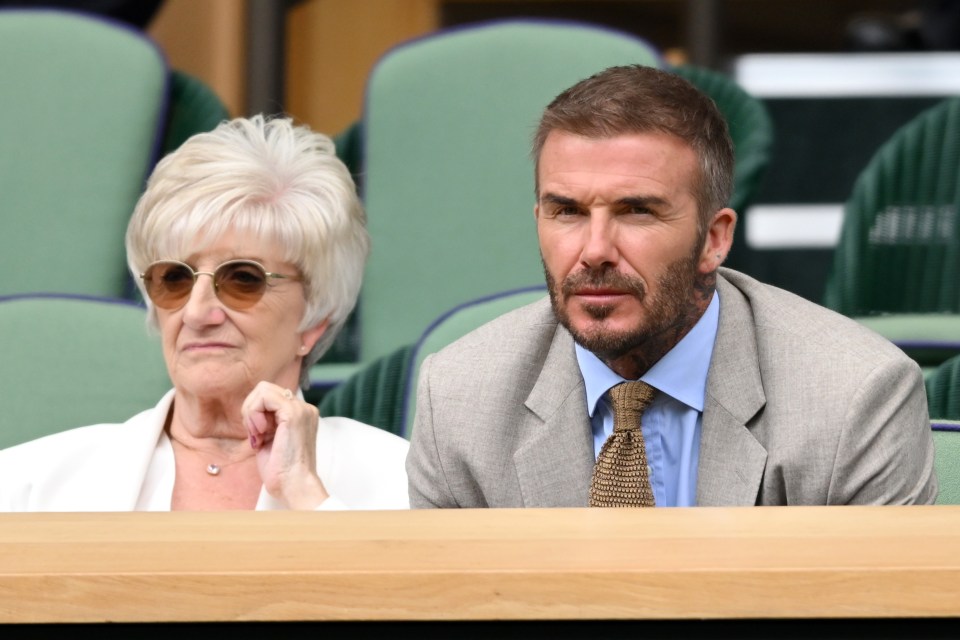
[544,249,704,362]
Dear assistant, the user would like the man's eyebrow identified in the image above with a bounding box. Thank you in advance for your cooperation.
[539,193,578,206]
[617,196,669,208]
[539,194,671,208]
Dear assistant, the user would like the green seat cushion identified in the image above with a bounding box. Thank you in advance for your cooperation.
[360,20,663,365]
[0,295,170,449]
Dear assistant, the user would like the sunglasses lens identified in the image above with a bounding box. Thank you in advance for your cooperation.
[143,262,194,309]
[215,261,268,309]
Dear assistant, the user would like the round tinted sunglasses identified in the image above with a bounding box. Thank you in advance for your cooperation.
[140,259,301,311]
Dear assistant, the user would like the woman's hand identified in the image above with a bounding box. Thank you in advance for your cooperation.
[241,381,329,509]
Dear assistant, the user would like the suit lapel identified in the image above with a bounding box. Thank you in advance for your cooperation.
[514,326,595,507]
[697,275,768,506]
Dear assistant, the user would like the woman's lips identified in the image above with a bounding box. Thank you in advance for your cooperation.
[182,341,235,352]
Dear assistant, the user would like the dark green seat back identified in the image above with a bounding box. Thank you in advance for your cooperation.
[316,344,413,438]
[161,69,230,157]
[672,64,774,216]
[824,97,960,316]
[927,353,960,421]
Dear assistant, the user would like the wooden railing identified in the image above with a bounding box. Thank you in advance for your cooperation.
[2,506,959,624]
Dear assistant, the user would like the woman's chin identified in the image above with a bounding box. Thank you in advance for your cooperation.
[173,370,252,402]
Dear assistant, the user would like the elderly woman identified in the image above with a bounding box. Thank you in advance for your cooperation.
[0,115,408,511]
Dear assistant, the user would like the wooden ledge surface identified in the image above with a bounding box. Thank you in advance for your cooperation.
[1,506,958,623]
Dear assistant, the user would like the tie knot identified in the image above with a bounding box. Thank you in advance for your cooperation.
[609,381,655,432]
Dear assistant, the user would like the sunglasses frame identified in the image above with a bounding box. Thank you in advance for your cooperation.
[140,259,301,311]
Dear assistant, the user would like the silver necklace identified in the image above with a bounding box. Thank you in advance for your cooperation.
[167,431,257,476]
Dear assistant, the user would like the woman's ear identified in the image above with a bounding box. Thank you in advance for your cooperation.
[299,318,330,356]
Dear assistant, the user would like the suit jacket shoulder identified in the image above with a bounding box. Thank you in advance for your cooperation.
[703,269,937,505]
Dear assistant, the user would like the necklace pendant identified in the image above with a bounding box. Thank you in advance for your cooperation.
[206,463,221,476]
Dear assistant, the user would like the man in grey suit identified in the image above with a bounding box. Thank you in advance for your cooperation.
[406,65,937,508]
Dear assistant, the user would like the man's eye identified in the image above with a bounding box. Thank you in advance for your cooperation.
[555,206,580,216]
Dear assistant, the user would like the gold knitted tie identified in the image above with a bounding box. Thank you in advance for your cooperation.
[589,381,656,507]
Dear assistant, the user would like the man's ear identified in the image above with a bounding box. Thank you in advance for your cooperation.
[698,207,737,273]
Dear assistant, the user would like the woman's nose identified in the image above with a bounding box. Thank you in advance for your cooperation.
[181,273,227,326]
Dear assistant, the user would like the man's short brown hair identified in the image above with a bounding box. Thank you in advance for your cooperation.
[532,64,735,228]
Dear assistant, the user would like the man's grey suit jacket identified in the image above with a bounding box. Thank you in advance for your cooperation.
[406,268,938,507]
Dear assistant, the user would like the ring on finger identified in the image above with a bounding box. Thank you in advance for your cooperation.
[282,388,293,400]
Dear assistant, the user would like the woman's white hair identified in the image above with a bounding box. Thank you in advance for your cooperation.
[125,114,369,387]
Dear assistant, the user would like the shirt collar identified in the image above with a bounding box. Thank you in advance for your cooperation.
[576,291,720,416]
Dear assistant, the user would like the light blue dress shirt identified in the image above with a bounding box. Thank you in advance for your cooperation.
[576,293,720,507]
